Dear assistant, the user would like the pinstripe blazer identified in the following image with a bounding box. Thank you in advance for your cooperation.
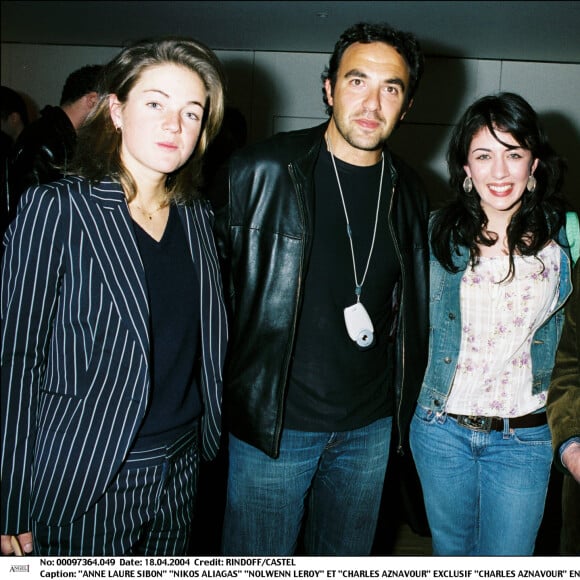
[1,176,228,533]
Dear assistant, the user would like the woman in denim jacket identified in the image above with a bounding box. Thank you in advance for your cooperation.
[410,92,573,556]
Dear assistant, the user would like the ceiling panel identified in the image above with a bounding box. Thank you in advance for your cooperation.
[2,1,580,63]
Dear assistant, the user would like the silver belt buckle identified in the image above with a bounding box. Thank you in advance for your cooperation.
[456,414,492,433]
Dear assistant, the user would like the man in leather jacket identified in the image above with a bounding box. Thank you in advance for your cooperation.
[7,64,102,214]
[213,22,429,556]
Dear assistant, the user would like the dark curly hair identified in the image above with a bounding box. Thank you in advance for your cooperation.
[321,22,424,116]
[70,37,225,204]
[432,92,567,280]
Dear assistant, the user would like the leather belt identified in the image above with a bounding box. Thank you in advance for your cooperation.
[448,412,547,433]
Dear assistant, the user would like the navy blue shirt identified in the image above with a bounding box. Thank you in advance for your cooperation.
[132,204,202,447]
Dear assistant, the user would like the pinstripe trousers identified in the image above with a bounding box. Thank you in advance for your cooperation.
[31,429,199,556]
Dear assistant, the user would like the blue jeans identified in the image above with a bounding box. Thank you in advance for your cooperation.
[221,417,392,555]
[410,405,552,556]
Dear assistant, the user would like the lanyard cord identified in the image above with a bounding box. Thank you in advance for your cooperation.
[326,136,385,303]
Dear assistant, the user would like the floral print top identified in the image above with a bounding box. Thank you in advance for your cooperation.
[446,241,560,417]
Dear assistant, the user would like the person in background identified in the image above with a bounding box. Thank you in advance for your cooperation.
[9,64,103,197]
[0,86,28,144]
[202,106,247,189]
[1,85,29,234]
[410,92,573,555]
[213,21,429,555]
[547,258,580,555]
[1,37,227,556]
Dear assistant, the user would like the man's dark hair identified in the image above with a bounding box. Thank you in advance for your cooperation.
[321,22,424,116]
[60,64,103,106]
[1,85,29,125]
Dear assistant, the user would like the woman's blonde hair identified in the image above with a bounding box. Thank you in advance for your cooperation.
[70,37,226,203]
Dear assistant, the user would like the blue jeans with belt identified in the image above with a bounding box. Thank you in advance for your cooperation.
[221,417,392,556]
[410,405,552,556]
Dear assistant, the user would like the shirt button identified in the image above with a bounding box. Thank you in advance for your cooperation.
[448,312,456,320]
[444,357,452,364]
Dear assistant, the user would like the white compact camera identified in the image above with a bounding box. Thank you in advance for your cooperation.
[343,303,375,349]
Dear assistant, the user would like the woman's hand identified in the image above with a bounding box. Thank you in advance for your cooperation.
[1,532,33,556]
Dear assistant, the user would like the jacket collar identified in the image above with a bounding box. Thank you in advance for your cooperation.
[86,178,127,204]
[295,122,399,181]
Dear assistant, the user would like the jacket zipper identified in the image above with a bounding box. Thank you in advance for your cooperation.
[387,182,407,455]
[271,162,307,455]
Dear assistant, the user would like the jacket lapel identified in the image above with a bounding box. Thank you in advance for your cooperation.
[83,179,150,361]
[177,201,227,459]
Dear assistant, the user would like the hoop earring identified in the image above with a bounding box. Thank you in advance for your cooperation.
[527,174,537,192]
[463,176,473,193]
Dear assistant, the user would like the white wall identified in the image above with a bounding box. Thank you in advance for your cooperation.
[2,43,579,211]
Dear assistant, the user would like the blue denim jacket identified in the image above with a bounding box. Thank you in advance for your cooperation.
[417,226,573,413]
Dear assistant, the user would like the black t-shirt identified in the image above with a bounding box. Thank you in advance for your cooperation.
[132,204,202,447]
[285,147,399,432]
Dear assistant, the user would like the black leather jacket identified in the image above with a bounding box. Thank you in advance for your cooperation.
[214,123,429,458]
[9,106,76,204]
